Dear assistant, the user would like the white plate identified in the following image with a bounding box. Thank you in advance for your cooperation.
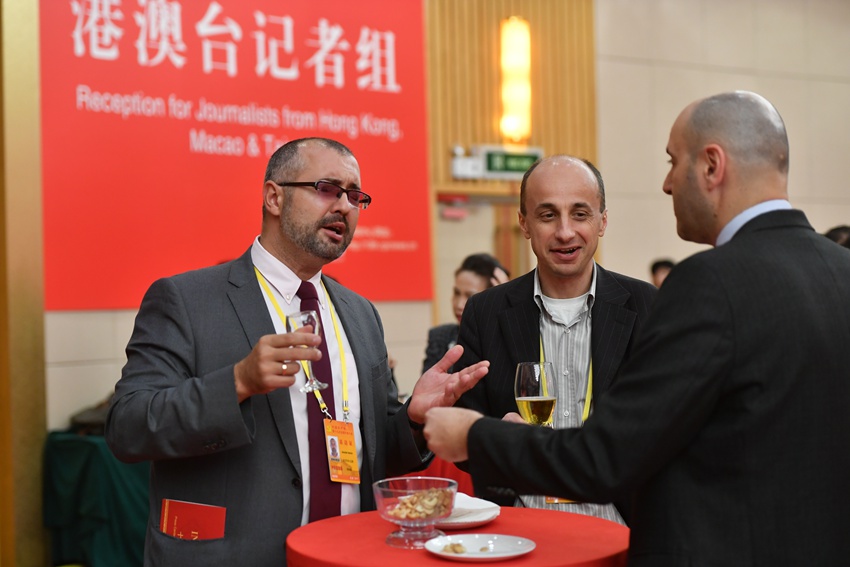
[425,534,535,562]
[435,493,500,530]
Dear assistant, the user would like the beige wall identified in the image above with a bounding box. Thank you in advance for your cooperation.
[45,0,850,428]
[595,0,850,281]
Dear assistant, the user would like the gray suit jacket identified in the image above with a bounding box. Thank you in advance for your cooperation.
[106,248,424,567]
[467,210,850,565]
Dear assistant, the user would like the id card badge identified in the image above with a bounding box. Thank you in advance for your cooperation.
[546,496,575,504]
[324,419,360,484]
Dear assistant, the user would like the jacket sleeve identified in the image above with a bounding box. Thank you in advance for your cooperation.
[105,277,253,463]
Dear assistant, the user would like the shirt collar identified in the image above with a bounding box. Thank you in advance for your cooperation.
[250,236,324,306]
[533,261,597,311]
[715,199,792,246]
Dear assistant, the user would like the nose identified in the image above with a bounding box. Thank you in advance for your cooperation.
[662,171,673,196]
[554,218,577,241]
[329,190,354,214]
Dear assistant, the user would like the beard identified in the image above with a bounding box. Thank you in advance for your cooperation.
[674,166,713,245]
[279,208,353,261]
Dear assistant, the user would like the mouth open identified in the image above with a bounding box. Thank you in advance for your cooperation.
[321,221,346,242]
[552,246,580,260]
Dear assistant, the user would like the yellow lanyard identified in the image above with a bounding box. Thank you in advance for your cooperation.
[539,335,593,422]
[254,267,350,422]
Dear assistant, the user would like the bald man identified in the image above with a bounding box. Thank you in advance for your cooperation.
[451,155,657,524]
[426,92,850,565]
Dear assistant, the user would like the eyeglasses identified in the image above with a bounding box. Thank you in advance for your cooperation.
[276,180,371,210]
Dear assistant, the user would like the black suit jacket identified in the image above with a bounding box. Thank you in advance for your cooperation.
[455,264,657,516]
[421,323,459,374]
[467,210,850,566]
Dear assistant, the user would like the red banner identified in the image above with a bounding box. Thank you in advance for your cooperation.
[40,0,431,310]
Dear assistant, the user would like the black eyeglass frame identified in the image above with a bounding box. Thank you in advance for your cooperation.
[275,180,372,210]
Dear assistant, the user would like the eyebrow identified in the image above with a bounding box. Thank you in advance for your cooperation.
[321,177,361,190]
[535,201,594,212]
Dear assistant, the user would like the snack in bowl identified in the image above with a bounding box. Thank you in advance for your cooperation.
[373,476,458,549]
[387,487,454,520]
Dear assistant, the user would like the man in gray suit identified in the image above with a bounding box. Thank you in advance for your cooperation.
[106,137,489,567]
[425,92,850,565]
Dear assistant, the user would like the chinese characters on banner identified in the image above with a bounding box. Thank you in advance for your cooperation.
[41,0,430,309]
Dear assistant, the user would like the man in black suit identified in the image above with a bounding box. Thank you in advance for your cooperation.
[453,155,657,523]
[425,91,850,565]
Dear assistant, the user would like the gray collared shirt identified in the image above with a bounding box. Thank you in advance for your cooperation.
[519,263,624,525]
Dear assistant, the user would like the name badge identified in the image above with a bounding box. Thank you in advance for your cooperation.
[545,496,575,504]
[324,419,360,484]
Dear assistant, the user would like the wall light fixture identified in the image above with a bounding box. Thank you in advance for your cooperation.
[500,17,531,143]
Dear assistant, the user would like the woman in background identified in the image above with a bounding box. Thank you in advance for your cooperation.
[410,253,509,495]
[422,253,509,374]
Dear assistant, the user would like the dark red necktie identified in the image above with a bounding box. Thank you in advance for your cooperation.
[296,280,341,522]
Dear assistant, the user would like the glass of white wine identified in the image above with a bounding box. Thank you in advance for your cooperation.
[286,310,328,393]
[514,362,557,427]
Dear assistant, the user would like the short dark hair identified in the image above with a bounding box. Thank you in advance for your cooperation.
[824,225,850,249]
[519,156,606,215]
[455,253,509,286]
[264,137,355,183]
[651,258,676,274]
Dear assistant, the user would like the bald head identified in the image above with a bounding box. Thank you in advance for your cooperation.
[520,155,605,215]
[683,91,789,175]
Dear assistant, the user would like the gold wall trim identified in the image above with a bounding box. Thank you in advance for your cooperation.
[1,0,48,564]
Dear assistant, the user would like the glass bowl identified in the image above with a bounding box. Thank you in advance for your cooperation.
[373,476,458,549]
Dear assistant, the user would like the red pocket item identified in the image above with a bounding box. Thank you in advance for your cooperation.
[160,499,226,540]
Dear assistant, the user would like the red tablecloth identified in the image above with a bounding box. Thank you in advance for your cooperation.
[404,457,474,495]
[287,507,629,566]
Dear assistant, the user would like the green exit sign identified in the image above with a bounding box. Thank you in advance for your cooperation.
[451,145,544,180]
[485,151,539,174]
[472,145,543,180]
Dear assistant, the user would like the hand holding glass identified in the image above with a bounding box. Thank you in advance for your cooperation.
[514,362,556,427]
[286,310,328,393]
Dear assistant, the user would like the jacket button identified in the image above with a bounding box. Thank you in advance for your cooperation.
[292,478,303,488]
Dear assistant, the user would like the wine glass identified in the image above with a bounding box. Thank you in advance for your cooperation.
[514,362,557,427]
[286,310,328,392]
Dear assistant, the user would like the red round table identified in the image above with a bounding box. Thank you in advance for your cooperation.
[286,507,629,566]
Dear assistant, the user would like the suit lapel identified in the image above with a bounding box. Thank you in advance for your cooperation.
[591,266,636,394]
[321,278,379,476]
[498,272,541,368]
[227,250,302,477]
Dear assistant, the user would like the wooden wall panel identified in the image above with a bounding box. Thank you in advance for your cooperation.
[426,0,597,196]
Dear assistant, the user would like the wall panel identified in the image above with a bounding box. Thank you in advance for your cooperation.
[426,0,597,196]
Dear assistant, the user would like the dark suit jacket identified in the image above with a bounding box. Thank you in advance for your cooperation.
[455,264,657,517]
[421,323,459,374]
[105,248,424,567]
[467,210,850,566]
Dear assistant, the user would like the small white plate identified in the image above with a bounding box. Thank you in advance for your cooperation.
[436,493,501,530]
[425,534,536,562]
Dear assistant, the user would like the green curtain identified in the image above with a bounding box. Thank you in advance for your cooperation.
[43,432,149,567]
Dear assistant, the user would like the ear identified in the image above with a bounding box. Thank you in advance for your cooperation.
[518,210,531,240]
[598,209,608,237]
[263,181,283,216]
[702,144,726,191]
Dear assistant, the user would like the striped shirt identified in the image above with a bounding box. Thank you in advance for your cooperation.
[519,264,625,525]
